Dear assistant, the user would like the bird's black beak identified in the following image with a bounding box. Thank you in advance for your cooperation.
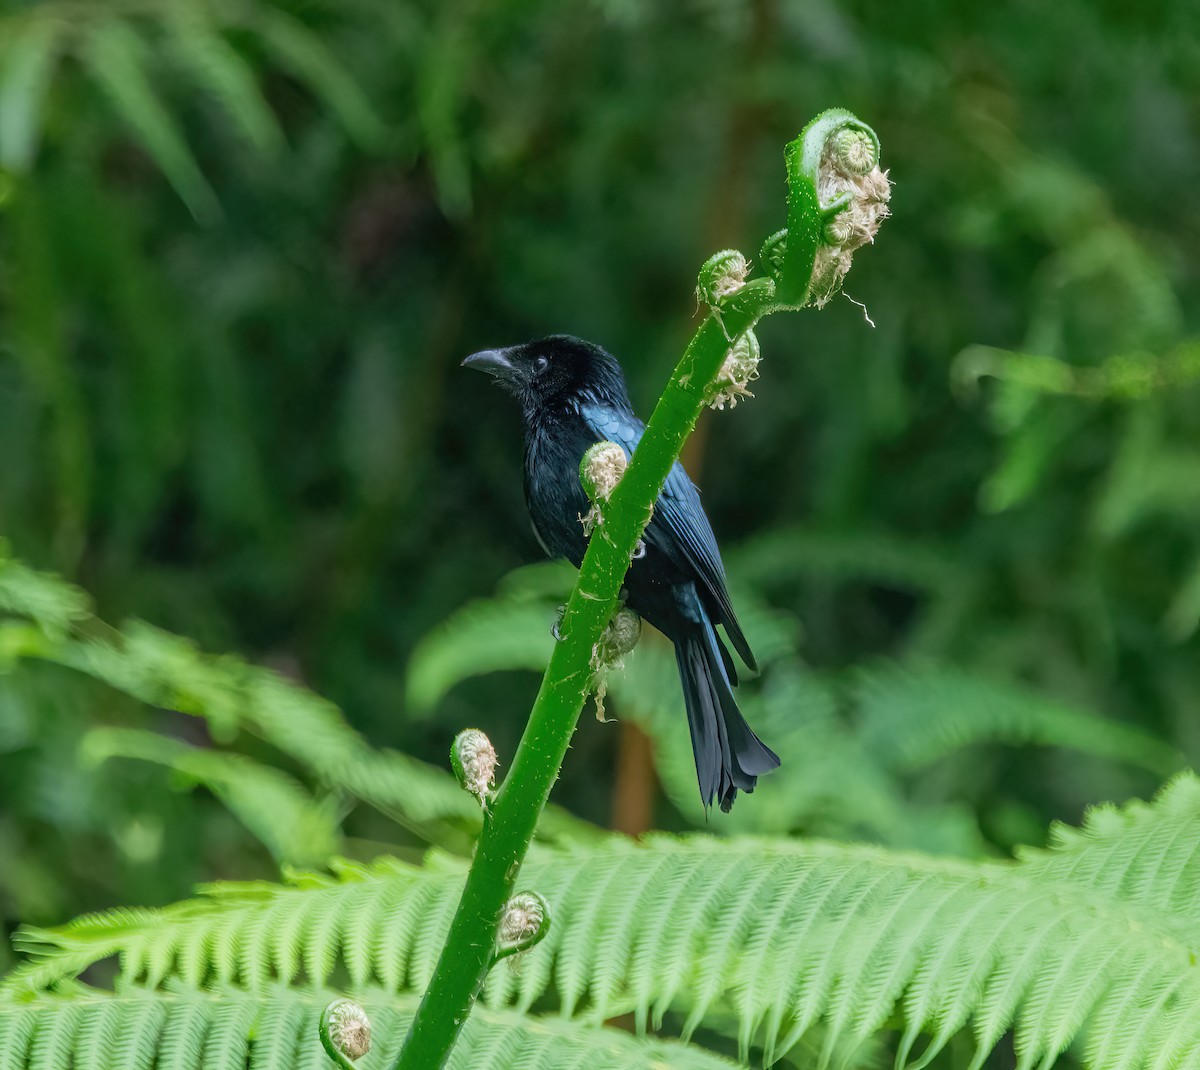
[462,347,523,391]
[462,348,513,375]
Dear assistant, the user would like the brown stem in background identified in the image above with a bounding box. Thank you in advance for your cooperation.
[610,723,657,834]
[614,0,776,836]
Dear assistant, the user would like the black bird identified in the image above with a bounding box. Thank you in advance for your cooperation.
[463,334,779,811]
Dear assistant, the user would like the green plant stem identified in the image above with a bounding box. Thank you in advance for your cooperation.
[392,108,878,1070]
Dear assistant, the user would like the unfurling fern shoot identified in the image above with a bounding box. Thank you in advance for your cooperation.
[396,109,891,1069]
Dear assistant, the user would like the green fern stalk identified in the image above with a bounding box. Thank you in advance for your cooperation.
[393,108,888,1069]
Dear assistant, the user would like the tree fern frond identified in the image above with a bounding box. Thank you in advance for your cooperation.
[0,986,739,1070]
[854,661,1181,776]
[64,619,485,842]
[1017,772,1200,926]
[728,527,965,595]
[406,598,558,712]
[9,779,1200,1068]
[0,547,593,845]
[80,727,341,865]
[405,563,798,716]
[80,20,218,221]
[0,546,91,636]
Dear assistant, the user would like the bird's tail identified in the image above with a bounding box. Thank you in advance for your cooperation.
[674,619,780,812]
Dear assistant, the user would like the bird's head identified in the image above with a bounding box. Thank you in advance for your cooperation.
[462,335,630,413]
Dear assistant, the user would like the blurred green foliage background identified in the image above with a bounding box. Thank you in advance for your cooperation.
[1,0,1198,987]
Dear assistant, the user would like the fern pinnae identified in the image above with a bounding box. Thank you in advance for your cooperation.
[50,1000,101,1070]
[964,905,1073,1070]
[149,993,206,1070]
[894,883,1013,1070]
[794,862,910,1070]
[1012,927,1133,1070]
[731,849,827,1062]
[646,846,734,1031]
[213,906,247,988]
[488,851,591,1013]
[1118,792,1200,919]
[1046,806,1145,891]
[248,990,305,1070]
[408,876,460,993]
[255,887,309,989]
[0,1005,31,1069]
[563,848,649,1020]
[236,900,284,991]
[757,856,876,1065]
[27,999,82,1070]
[840,877,962,1042]
[201,989,256,1069]
[302,889,348,992]
[375,874,434,993]
[107,995,165,1070]
[681,849,790,1041]
[907,881,1036,1069]
[338,873,390,992]
[590,847,677,1023]
[1144,991,1200,1070]
[489,848,585,1012]
[1021,776,1200,923]
[1098,965,1190,1070]
[553,844,636,1018]
[626,850,710,1033]
[1133,810,1200,918]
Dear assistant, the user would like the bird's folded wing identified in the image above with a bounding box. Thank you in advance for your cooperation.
[580,402,757,672]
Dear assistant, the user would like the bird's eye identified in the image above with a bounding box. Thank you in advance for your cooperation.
[533,355,549,374]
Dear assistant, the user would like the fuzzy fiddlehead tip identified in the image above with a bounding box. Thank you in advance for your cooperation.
[695,249,751,308]
[492,891,551,963]
[708,329,762,410]
[579,441,628,503]
[579,440,629,535]
[320,999,372,1068]
[451,728,498,806]
[807,121,891,308]
[767,109,889,308]
[594,605,641,666]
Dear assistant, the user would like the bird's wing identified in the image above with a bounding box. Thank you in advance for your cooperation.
[580,401,757,671]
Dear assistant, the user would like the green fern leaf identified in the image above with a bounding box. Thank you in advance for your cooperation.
[0,985,739,1070]
[729,526,964,594]
[406,597,557,712]
[0,550,594,845]
[406,560,798,714]
[9,778,1200,1068]
[80,727,341,865]
[854,661,1181,776]
[0,546,91,636]
[80,20,217,221]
